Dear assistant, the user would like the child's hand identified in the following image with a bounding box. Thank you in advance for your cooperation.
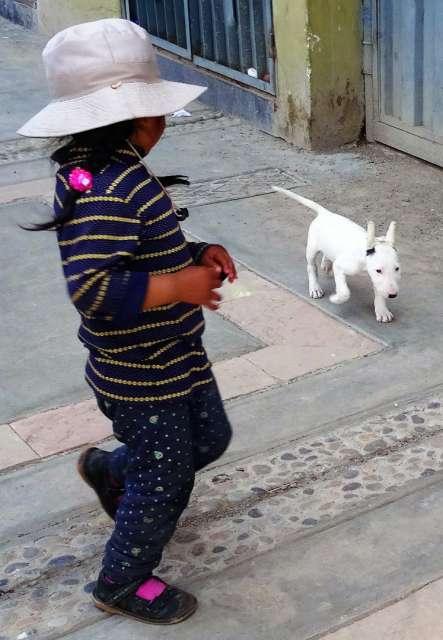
[176,266,222,310]
[199,245,237,283]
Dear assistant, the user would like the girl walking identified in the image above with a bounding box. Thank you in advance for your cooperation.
[19,18,235,625]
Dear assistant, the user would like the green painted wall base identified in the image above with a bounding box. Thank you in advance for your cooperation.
[272,0,364,149]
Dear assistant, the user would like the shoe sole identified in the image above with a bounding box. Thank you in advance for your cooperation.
[77,447,116,521]
[92,594,198,625]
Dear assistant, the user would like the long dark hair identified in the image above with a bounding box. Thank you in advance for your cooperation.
[25,120,135,231]
[24,119,190,231]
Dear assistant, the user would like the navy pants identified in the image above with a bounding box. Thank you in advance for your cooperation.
[98,381,232,584]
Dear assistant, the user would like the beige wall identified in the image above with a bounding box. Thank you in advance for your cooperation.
[272,0,311,148]
[38,0,121,36]
[272,0,364,149]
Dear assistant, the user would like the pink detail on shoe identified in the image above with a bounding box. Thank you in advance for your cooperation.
[136,577,166,602]
[117,495,124,503]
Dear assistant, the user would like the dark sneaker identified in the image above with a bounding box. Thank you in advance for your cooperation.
[92,572,198,625]
[77,447,124,520]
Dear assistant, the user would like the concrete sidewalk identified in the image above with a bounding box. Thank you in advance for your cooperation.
[1,15,443,640]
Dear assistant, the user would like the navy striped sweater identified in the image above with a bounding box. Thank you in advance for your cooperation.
[54,143,213,403]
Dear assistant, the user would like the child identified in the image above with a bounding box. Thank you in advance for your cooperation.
[19,18,235,625]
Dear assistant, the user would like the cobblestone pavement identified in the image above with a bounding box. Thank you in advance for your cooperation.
[1,393,442,639]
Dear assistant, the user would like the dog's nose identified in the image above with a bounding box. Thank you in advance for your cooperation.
[389,293,398,299]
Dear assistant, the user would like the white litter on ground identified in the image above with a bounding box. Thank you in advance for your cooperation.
[172,109,192,118]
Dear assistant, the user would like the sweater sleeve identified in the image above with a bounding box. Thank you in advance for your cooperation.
[187,241,209,264]
[56,177,148,323]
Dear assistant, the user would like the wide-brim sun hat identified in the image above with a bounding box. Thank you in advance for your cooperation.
[18,18,207,138]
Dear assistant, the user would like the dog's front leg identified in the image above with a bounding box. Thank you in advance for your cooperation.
[374,293,394,323]
[330,263,350,305]
[306,243,324,299]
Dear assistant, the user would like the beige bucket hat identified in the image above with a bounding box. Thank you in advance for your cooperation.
[18,18,206,138]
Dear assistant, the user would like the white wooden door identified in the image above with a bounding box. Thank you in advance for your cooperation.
[365,0,443,167]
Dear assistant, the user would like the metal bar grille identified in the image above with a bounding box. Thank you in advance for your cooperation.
[126,0,275,94]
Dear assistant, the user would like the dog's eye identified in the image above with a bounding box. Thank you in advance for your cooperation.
[376,269,382,274]
[395,267,400,272]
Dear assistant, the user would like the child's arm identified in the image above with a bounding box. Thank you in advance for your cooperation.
[143,266,222,311]
[198,244,237,282]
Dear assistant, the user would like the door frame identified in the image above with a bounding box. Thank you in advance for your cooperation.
[363,0,443,167]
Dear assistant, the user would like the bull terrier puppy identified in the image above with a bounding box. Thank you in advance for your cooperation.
[272,187,401,323]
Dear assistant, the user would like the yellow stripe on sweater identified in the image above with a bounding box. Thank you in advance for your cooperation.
[86,274,110,316]
[59,234,139,247]
[106,164,140,194]
[65,215,141,227]
[62,251,132,266]
[82,306,200,337]
[133,241,187,260]
[90,321,204,354]
[85,374,213,402]
[70,270,106,303]
[150,257,193,275]
[150,225,181,241]
[95,350,205,370]
[88,360,211,386]
[137,191,167,218]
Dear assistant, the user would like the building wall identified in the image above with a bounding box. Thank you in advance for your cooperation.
[272,0,311,148]
[272,0,364,149]
[0,0,364,150]
[308,0,364,147]
[37,0,121,36]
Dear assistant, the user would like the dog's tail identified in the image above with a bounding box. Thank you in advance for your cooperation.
[272,186,332,217]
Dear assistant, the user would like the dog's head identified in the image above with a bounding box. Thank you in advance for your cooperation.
[366,221,401,299]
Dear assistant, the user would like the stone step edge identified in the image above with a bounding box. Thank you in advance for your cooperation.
[2,376,442,481]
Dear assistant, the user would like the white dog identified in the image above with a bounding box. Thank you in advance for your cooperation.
[272,187,401,323]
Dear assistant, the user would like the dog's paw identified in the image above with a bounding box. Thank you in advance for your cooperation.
[310,287,324,299]
[376,309,394,323]
[329,293,350,305]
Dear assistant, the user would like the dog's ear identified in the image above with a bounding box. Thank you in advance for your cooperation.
[367,221,375,252]
[386,221,397,247]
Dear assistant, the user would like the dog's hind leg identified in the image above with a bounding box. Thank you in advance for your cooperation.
[306,239,324,299]
[320,255,333,274]
[329,261,351,304]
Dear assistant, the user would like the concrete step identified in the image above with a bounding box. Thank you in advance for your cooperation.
[1,392,443,639]
[0,157,53,187]
[60,479,443,640]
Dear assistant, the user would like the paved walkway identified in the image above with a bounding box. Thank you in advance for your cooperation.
[2,393,443,638]
[1,15,443,640]
[0,265,378,470]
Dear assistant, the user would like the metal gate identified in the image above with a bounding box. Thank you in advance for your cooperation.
[124,0,275,94]
[364,0,443,167]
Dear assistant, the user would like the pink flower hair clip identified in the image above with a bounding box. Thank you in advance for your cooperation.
[69,167,93,192]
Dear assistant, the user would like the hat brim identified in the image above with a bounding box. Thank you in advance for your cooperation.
[17,80,207,137]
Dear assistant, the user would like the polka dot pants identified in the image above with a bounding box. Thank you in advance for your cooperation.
[100,381,232,583]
